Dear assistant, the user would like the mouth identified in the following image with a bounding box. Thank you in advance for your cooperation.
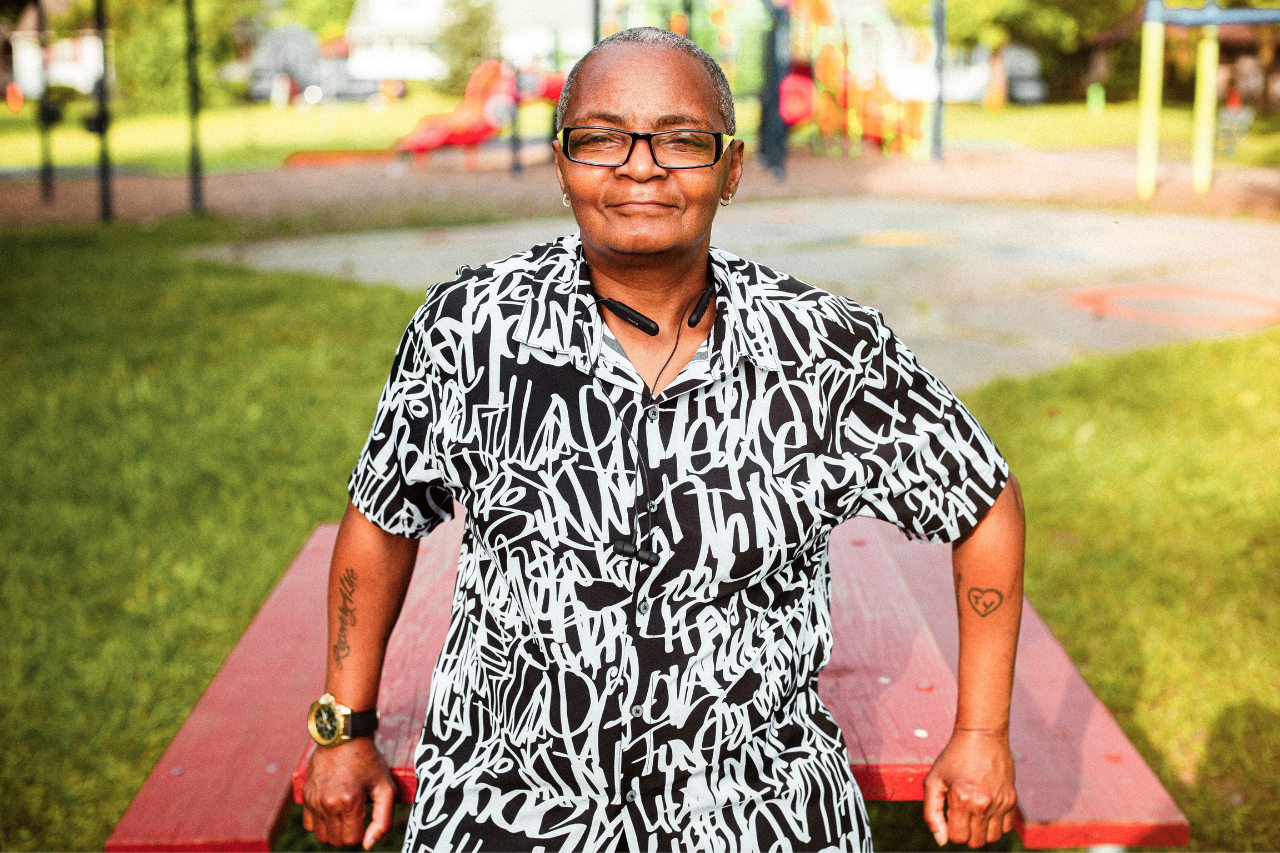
[608,200,677,213]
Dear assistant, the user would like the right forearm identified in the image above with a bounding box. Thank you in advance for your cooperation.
[325,501,419,710]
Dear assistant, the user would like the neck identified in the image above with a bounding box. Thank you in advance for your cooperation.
[580,237,717,395]
[582,238,713,333]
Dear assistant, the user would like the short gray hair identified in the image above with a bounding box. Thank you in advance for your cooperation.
[555,27,736,135]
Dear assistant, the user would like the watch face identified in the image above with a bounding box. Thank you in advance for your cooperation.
[313,705,340,744]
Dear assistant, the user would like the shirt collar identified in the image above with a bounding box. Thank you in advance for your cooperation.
[512,234,782,379]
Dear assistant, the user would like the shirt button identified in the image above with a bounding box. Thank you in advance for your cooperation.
[626,790,637,802]
[647,407,658,422]
[637,600,649,615]
[631,705,643,717]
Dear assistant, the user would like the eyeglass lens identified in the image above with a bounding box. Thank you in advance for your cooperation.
[565,128,720,167]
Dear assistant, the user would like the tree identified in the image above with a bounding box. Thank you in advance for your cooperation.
[53,0,260,114]
[435,0,497,96]
[889,0,1280,100]
[0,0,27,23]
[887,0,1141,98]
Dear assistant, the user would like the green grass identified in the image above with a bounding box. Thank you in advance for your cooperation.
[943,101,1193,150]
[945,101,1280,168]
[0,89,537,175]
[7,95,1279,176]
[1,216,1277,851]
[964,330,1280,852]
[0,219,426,850]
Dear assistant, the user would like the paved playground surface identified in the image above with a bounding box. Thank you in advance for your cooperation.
[197,196,1280,391]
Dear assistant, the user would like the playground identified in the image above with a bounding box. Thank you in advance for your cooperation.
[4,3,1280,849]
[3,195,1278,849]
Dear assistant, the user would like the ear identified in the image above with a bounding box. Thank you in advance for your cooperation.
[723,138,745,199]
[553,144,567,196]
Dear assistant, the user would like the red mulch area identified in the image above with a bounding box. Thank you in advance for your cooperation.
[3,146,1279,229]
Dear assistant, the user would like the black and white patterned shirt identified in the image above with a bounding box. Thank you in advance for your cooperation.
[349,234,1008,852]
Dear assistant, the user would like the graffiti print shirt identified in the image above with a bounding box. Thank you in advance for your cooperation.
[348,234,1009,852]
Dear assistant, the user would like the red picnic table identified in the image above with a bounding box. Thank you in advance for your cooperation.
[107,513,1189,851]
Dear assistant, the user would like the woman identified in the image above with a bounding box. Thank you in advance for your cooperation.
[303,27,1023,852]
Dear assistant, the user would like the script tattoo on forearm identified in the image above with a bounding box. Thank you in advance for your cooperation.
[967,587,1004,618]
[332,567,357,670]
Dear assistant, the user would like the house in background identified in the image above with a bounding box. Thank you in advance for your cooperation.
[6,0,107,100]
[345,0,595,82]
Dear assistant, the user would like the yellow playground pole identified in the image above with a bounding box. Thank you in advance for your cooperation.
[1136,16,1166,200]
[1192,25,1220,195]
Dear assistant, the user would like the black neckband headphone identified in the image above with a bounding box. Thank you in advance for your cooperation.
[588,280,717,569]
[596,285,715,338]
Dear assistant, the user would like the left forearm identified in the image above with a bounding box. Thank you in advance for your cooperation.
[923,476,1026,847]
[951,476,1025,732]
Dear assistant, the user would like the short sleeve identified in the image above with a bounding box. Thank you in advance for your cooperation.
[841,309,1008,543]
[348,310,455,538]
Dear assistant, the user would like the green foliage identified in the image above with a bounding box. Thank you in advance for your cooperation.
[56,0,259,115]
[273,0,355,42]
[889,0,1280,100]
[887,0,1145,99]
[435,0,498,97]
[0,0,25,22]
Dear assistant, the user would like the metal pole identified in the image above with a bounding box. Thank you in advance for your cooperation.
[94,0,112,221]
[1135,13,1165,200]
[184,0,203,213]
[759,3,789,179]
[1191,24,1219,194]
[510,81,523,175]
[930,0,945,162]
[592,0,601,44]
[36,0,53,204]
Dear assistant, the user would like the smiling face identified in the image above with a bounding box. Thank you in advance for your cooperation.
[555,43,743,266]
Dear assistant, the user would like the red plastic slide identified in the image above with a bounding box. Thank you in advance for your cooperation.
[398,61,566,154]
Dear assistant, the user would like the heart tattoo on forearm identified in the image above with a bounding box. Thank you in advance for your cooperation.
[967,587,1004,617]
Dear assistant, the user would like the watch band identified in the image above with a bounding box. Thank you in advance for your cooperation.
[348,707,379,739]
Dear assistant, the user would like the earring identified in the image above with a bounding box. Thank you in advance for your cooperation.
[720,194,733,207]
[562,194,571,207]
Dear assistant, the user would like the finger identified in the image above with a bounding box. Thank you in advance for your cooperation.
[364,778,396,850]
[946,788,971,847]
[322,793,352,848]
[1003,807,1016,835]
[322,805,346,848]
[341,795,368,848]
[987,811,1004,845]
[967,796,991,849]
[302,804,314,833]
[922,776,949,847]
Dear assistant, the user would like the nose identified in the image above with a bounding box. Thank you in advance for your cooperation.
[618,135,666,178]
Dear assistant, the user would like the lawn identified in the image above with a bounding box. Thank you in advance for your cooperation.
[0,88,530,175]
[1,216,1277,851]
[945,100,1280,168]
[6,94,1280,176]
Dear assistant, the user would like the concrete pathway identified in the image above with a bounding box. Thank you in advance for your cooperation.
[195,197,1280,391]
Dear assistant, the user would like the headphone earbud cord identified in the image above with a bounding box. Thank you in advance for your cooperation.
[591,281,717,567]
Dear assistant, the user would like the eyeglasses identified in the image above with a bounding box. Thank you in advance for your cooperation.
[560,126,730,169]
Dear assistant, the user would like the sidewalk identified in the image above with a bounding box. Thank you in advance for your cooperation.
[193,194,1280,391]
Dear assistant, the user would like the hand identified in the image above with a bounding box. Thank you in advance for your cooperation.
[302,737,398,850]
[923,728,1017,848]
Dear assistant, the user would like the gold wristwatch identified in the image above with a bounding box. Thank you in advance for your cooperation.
[307,693,379,747]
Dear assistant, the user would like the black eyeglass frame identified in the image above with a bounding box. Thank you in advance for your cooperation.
[559,126,730,169]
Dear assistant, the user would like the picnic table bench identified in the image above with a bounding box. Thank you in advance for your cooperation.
[107,513,1189,852]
